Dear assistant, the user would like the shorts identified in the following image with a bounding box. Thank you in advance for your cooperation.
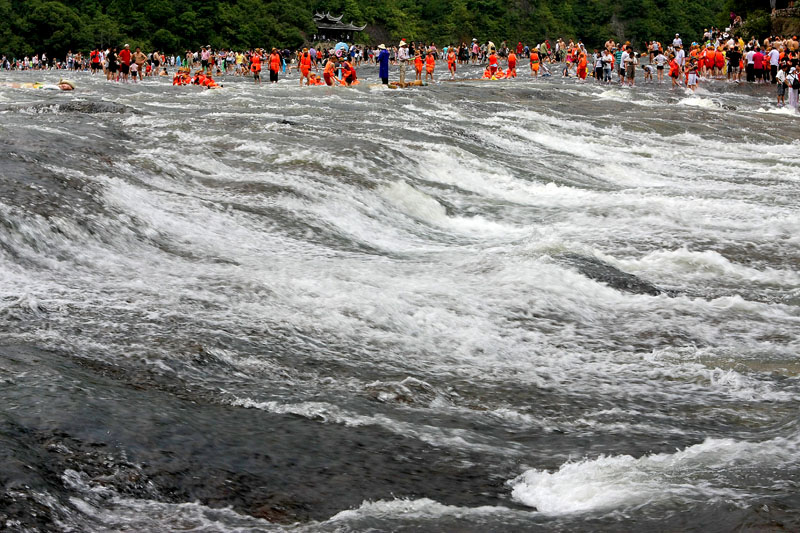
[619,68,625,77]
[729,65,740,73]
[626,65,635,78]
[201,60,208,69]
[777,83,785,96]
[688,73,697,85]
[108,64,118,73]
[270,69,278,82]
[656,65,664,70]
[91,62,101,71]
[120,63,129,74]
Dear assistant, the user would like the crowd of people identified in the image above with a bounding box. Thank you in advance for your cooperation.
[2,28,799,110]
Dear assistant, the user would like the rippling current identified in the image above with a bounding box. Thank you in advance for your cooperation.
[1,65,799,532]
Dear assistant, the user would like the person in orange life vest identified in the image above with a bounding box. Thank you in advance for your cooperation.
[340,58,357,85]
[530,48,540,77]
[250,49,262,84]
[447,48,457,79]
[192,70,206,85]
[308,72,324,85]
[714,47,725,76]
[269,48,281,83]
[201,73,220,88]
[414,50,423,81]
[668,54,681,87]
[323,57,336,86]
[488,49,499,75]
[425,52,435,82]
[299,48,312,86]
[577,53,588,80]
[507,51,517,77]
[704,45,715,74]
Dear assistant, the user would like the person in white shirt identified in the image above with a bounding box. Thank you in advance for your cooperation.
[619,49,629,84]
[776,63,787,107]
[767,46,780,83]
[673,34,682,48]
[655,52,667,83]
[675,46,685,67]
[397,40,409,84]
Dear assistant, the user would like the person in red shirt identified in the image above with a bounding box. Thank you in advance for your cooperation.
[118,44,132,83]
[516,41,523,56]
[752,47,765,83]
[90,49,101,74]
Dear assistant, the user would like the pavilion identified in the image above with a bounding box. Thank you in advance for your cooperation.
[313,12,367,42]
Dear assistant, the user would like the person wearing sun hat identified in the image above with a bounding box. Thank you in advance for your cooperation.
[397,39,409,84]
[377,44,390,85]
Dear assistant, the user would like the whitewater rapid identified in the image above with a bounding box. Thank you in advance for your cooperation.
[0,66,798,532]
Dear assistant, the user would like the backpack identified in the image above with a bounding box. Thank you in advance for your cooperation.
[793,76,800,90]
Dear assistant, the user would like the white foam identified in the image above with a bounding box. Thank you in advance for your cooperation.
[510,432,800,515]
[600,248,800,286]
[328,497,515,522]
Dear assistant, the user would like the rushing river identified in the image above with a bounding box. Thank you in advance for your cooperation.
[1,65,799,532]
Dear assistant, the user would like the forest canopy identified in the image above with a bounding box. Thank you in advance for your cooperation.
[0,0,746,57]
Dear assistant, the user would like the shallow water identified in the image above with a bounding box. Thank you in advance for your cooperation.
[0,65,799,532]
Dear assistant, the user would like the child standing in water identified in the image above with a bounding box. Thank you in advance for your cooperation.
[687,58,699,92]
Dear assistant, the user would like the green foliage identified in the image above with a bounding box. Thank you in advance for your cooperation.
[738,10,772,39]
[0,0,735,57]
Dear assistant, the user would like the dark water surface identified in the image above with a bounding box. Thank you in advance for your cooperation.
[1,66,799,532]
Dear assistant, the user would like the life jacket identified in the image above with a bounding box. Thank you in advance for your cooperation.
[508,53,517,69]
[300,53,311,71]
[530,52,539,64]
[447,51,456,65]
[270,53,280,71]
[715,50,725,67]
[425,54,435,71]
[489,53,498,66]
[414,56,423,71]
[341,61,356,80]
[250,55,261,72]
[705,50,715,68]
